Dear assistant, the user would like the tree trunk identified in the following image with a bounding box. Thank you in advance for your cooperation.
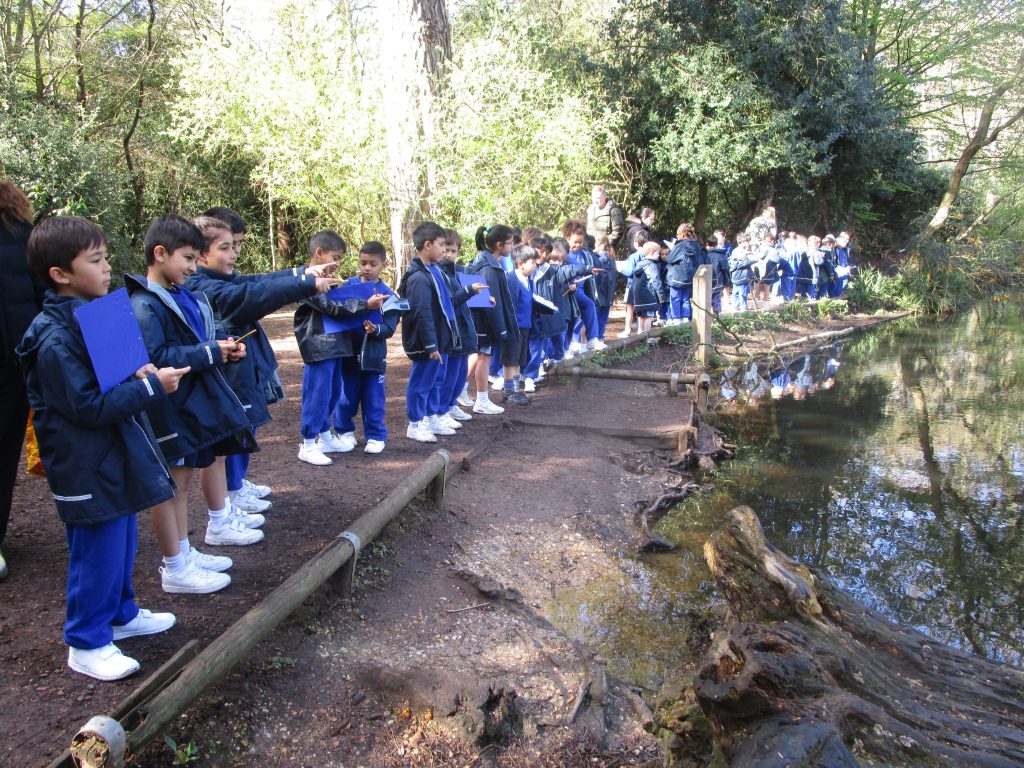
[74,0,86,105]
[379,0,451,283]
[653,506,1024,767]
[693,179,709,238]
[123,0,156,248]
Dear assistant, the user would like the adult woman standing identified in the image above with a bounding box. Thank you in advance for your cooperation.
[0,180,42,580]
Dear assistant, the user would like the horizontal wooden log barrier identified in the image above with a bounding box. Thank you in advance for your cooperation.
[567,366,699,385]
[97,450,452,761]
[547,326,667,375]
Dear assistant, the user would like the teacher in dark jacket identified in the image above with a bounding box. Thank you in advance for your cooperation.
[0,180,43,580]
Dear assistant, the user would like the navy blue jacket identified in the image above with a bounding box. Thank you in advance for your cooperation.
[729,245,757,287]
[1,221,43,369]
[706,246,731,291]
[566,249,599,302]
[436,261,479,355]
[398,258,459,360]
[186,266,317,427]
[468,251,518,347]
[17,292,174,526]
[531,262,589,338]
[126,275,254,461]
[666,239,703,288]
[339,277,402,373]
[632,259,666,313]
[294,291,373,364]
[593,253,618,307]
[505,270,534,330]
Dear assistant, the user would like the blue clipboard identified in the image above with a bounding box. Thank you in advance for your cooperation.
[75,288,151,393]
[322,281,384,333]
[458,273,492,309]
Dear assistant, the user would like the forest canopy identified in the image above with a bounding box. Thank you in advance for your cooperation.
[1,0,1021,278]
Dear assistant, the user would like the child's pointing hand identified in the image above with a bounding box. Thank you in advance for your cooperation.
[155,366,191,393]
[367,293,387,310]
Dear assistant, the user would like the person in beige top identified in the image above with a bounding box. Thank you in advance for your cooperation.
[586,186,624,254]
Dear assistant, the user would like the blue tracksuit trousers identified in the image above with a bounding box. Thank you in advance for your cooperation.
[596,305,611,339]
[439,353,468,412]
[335,356,388,441]
[300,358,345,439]
[428,354,449,417]
[407,357,441,422]
[669,285,692,320]
[524,335,546,379]
[572,291,598,342]
[65,515,139,650]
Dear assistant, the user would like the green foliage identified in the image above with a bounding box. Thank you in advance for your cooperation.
[814,298,849,318]
[164,735,200,765]
[845,265,922,314]
[777,301,813,324]
[268,652,297,670]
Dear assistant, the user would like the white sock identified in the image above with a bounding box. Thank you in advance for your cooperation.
[163,550,188,575]
[302,438,316,448]
[476,391,490,404]
[208,504,229,527]
[319,430,333,442]
[179,538,190,557]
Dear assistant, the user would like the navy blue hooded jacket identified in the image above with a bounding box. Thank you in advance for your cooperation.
[1,221,43,369]
[706,246,731,291]
[436,260,479,355]
[185,265,318,427]
[468,251,518,347]
[632,258,666,313]
[531,262,590,338]
[126,274,254,461]
[666,239,703,288]
[17,292,175,526]
[593,252,618,307]
[398,258,459,360]
[338,277,403,373]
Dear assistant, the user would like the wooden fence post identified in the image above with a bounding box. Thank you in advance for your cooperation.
[693,266,712,367]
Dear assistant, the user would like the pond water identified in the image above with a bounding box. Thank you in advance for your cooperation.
[547,303,1024,690]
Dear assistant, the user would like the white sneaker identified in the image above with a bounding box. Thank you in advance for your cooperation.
[111,608,176,641]
[162,561,232,593]
[364,439,386,454]
[473,399,505,415]
[242,478,271,498]
[205,518,264,546]
[448,405,472,421]
[616,330,631,339]
[456,388,474,408]
[68,643,140,681]
[319,431,356,453]
[231,485,271,513]
[491,377,504,391]
[406,421,437,443]
[298,442,332,466]
[524,378,536,393]
[588,339,607,351]
[228,507,264,529]
[427,415,456,435]
[439,414,462,430]
[188,547,232,572]
[568,341,583,355]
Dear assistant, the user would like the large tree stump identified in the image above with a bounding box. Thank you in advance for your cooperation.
[656,506,1024,767]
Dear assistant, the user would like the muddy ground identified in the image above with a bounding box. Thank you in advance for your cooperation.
[1,304,896,768]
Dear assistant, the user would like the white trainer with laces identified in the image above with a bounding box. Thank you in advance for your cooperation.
[588,339,608,351]
[490,377,504,391]
[298,442,332,466]
[242,478,271,498]
[68,643,140,681]
[111,608,176,641]
[448,405,472,421]
[427,415,456,435]
[364,439,386,454]
[161,561,232,593]
[456,386,474,407]
[472,399,504,415]
[406,421,437,443]
[317,431,353,453]
[205,518,264,546]
[188,547,232,572]
[440,414,462,430]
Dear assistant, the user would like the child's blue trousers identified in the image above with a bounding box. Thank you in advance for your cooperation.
[439,353,468,412]
[428,354,449,417]
[572,291,598,342]
[335,357,388,441]
[407,357,441,422]
[524,334,547,380]
[732,282,750,312]
[669,285,693,320]
[596,305,611,339]
[225,428,256,492]
[65,515,139,650]
[300,359,344,440]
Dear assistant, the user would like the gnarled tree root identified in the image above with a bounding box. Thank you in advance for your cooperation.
[654,506,1024,767]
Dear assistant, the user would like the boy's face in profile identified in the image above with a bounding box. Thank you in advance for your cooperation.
[358,253,386,282]
[232,232,244,259]
[153,245,200,287]
[420,236,445,264]
[55,241,111,300]
[517,258,537,276]
[203,229,235,273]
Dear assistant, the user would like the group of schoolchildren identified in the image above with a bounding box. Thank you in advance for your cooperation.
[618,224,855,333]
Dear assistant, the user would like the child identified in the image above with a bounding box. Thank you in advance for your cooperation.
[334,241,403,453]
[617,231,648,337]
[705,234,730,315]
[187,216,332,496]
[468,225,516,415]
[399,221,459,442]
[561,220,603,353]
[127,215,257,596]
[795,235,816,300]
[436,230,485,421]
[294,231,386,465]
[816,235,838,299]
[751,232,780,306]
[665,223,702,325]
[728,232,757,312]
[19,216,183,680]
[592,234,618,341]
[632,242,666,338]
[500,245,540,405]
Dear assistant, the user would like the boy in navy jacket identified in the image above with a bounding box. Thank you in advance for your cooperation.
[398,221,458,442]
[18,216,186,680]
[333,241,403,454]
[293,231,385,465]
[435,230,485,422]
[187,214,331,505]
[500,245,540,405]
[128,215,259,598]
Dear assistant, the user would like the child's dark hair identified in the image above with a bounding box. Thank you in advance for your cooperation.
[27,216,105,289]
[444,228,462,248]
[203,206,246,234]
[560,220,586,239]
[144,214,205,266]
[634,231,650,248]
[511,244,538,264]
[309,230,347,257]
[551,238,569,258]
[413,221,446,251]
[474,224,513,252]
[510,227,523,245]
[706,235,718,247]
[359,240,388,260]
[585,234,596,250]
[530,234,552,251]
[193,215,232,252]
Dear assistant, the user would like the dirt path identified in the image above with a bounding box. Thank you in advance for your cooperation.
[1,305,899,767]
